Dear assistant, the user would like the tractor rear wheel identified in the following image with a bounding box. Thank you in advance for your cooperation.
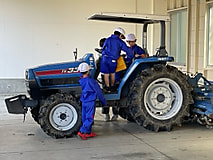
[128,65,193,131]
[119,108,135,122]
[38,93,81,138]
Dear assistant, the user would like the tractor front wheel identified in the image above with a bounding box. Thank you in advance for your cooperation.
[31,107,40,124]
[38,93,81,138]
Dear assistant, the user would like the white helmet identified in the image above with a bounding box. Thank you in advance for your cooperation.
[78,62,90,72]
[114,27,125,35]
[126,33,136,41]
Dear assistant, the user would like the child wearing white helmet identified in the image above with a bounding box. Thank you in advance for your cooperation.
[77,62,107,140]
[100,27,134,92]
[126,33,148,66]
[100,27,134,121]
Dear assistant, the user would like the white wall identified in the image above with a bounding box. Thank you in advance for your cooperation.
[0,0,167,78]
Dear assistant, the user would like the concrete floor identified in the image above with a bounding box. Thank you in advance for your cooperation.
[1,95,213,160]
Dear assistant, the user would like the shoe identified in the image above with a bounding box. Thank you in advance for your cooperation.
[111,115,118,121]
[77,132,87,140]
[104,114,110,122]
[104,86,111,93]
[111,86,117,93]
[85,132,97,138]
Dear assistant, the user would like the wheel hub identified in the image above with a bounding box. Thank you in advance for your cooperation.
[144,78,183,120]
[148,83,174,113]
[49,103,78,131]
[59,113,67,120]
[157,94,165,102]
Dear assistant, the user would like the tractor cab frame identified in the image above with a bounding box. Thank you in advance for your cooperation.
[89,12,170,56]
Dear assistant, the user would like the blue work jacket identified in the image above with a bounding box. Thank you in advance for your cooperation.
[79,76,107,106]
[102,34,134,60]
[126,44,146,62]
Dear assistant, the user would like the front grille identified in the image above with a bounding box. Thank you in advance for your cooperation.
[40,77,80,86]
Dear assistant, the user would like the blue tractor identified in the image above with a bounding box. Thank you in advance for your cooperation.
[5,13,213,138]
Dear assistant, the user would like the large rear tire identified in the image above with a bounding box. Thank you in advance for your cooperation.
[128,65,193,131]
[119,108,135,122]
[38,93,81,138]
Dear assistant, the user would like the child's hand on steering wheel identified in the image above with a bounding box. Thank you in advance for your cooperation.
[135,54,140,57]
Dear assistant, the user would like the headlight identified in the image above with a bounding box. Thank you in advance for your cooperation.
[25,70,29,80]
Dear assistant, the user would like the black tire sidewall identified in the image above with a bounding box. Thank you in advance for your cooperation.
[128,65,192,131]
[39,94,81,138]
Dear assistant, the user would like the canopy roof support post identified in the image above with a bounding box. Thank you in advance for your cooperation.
[142,23,148,54]
[157,21,168,57]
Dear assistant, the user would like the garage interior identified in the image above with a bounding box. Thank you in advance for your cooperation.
[0,0,213,93]
[1,1,213,160]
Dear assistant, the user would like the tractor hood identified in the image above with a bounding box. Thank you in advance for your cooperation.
[31,60,81,77]
[25,53,96,89]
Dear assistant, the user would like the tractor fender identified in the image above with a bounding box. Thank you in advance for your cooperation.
[117,57,174,99]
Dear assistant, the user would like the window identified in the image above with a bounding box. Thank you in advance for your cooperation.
[170,10,187,65]
[207,3,213,66]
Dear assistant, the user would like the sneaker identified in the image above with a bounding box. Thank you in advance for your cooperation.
[111,86,117,93]
[77,132,87,140]
[85,132,97,138]
[104,86,111,93]
[104,114,110,122]
[111,115,118,121]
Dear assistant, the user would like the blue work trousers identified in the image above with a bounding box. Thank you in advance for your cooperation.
[79,101,96,134]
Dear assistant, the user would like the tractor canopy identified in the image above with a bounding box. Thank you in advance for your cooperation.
[89,12,170,57]
[88,12,170,24]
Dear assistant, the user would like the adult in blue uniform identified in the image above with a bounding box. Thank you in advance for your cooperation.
[101,27,134,92]
[77,62,107,140]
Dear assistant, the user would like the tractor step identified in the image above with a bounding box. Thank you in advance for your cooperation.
[104,93,120,100]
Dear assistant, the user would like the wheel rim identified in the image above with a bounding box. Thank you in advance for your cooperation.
[49,103,78,131]
[144,78,183,120]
